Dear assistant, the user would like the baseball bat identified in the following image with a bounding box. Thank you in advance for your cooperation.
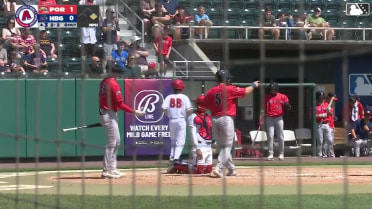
[328,96,335,108]
[62,123,102,132]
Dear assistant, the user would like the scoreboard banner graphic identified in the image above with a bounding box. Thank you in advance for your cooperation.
[15,5,99,28]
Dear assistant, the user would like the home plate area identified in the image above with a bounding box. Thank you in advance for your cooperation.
[51,167,372,186]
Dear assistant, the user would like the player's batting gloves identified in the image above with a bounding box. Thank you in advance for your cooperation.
[327,106,332,112]
[134,110,145,116]
[196,149,203,160]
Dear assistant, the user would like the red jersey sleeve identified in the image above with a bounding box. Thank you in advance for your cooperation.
[111,82,134,113]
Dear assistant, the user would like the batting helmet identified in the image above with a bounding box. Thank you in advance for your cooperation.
[316,91,325,103]
[216,69,232,83]
[269,81,279,95]
[196,94,205,106]
[172,79,185,90]
[196,94,206,113]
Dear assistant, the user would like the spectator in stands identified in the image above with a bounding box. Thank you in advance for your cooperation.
[4,0,16,15]
[151,1,171,31]
[79,0,97,58]
[39,0,56,5]
[19,28,36,54]
[8,50,25,73]
[350,110,372,157]
[139,0,156,37]
[277,13,295,40]
[128,36,149,72]
[102,8,120,73]
[173,4,193,40]
[88,56,103,74]
[2,17,21,43]
[291,13,307,40]
[111,39,129,70]
[194,5,213,39]
[258,7,280,40]
[153,26,172,77]
[145,62,159,78]
[24,43,48,73]
[305,7,335,40]
[39,30,57,58]
[123,53,144,79]
[162,0,179,18]
[0,39,10,72]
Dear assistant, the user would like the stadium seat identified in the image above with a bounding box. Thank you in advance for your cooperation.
[241,8,258,22]
[219,20,238,38]
[277,0,291,10]
[63,57,82,72]
[294,128,313,148]
[226,8,241,20]
[249,130,268,149]
[323,9,340,22]
[283,130,300,150]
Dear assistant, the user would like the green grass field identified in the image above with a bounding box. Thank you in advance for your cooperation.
[1,194,372,209]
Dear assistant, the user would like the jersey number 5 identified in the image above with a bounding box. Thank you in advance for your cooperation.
[170,98,182,108]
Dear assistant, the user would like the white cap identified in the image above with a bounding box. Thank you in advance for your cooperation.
[133,36,142,42]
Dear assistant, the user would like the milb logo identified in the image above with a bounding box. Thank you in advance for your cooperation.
[134,90,165,123]
[346,3,370,16]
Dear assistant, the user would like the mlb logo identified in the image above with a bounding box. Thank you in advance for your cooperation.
[349,74,372,96]
[346,3,370,16]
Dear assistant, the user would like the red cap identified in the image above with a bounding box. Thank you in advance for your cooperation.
[148,62,156,69]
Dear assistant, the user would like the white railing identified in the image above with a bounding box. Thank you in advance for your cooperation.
[172,61,220,78]
[174,25,372,41]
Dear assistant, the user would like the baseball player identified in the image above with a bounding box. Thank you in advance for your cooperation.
[99,75,144,179]
[204,69,259,178]
[264,81,291,161]
[325,92,337,158]
[315,90,332,158]
[162,79,193,163]
[350,110,372,157]
[167,95,214,174]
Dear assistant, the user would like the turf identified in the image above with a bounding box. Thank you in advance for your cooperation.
[0,194,371,209]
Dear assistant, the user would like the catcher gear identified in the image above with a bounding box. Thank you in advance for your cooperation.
[172,79,185,90]
[196,94,206,113]
[216,69,232,84]
[316,91,325,103]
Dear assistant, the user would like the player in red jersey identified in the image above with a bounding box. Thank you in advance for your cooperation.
[315,90,332,158]
[264,81,291,161]
[99,75,144,179]
[204,69,259,178]
[325,92,337,158]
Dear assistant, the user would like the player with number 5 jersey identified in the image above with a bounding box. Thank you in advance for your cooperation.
[204,69,259,178]
[162,79,193,162]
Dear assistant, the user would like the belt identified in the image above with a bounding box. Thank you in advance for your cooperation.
[99,107,106,115]
[320,121,328,124]
[198,141,212,145]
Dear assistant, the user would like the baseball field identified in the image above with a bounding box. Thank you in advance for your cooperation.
[1,157,372,209]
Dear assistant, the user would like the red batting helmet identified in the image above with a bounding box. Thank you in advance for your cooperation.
[196,94,206,113]
[172,79,185,90]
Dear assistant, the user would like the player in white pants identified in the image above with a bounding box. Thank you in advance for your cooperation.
[350,111,372,157]
[99,76,144,179]
[167,95,213,174]
[162,79,193,162]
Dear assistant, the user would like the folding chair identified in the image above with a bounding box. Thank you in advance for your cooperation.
[294,128,313,147]
[247,130,268,158]
[234,130,243,157]
[283,130,300,150]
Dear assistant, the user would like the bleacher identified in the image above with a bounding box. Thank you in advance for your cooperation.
[0,1,372,74]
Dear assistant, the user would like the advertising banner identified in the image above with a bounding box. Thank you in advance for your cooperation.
[124,79,172,156]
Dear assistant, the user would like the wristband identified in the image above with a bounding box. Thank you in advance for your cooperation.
[251,83,257,88]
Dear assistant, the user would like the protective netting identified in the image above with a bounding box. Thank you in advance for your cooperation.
[1,0,372,209]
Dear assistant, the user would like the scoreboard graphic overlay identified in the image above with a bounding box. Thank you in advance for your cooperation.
[15,5,99,28]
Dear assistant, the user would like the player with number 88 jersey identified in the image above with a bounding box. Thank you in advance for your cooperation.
[162,79,193,162]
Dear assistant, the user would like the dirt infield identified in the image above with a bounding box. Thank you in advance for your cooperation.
[51,167,372,186]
